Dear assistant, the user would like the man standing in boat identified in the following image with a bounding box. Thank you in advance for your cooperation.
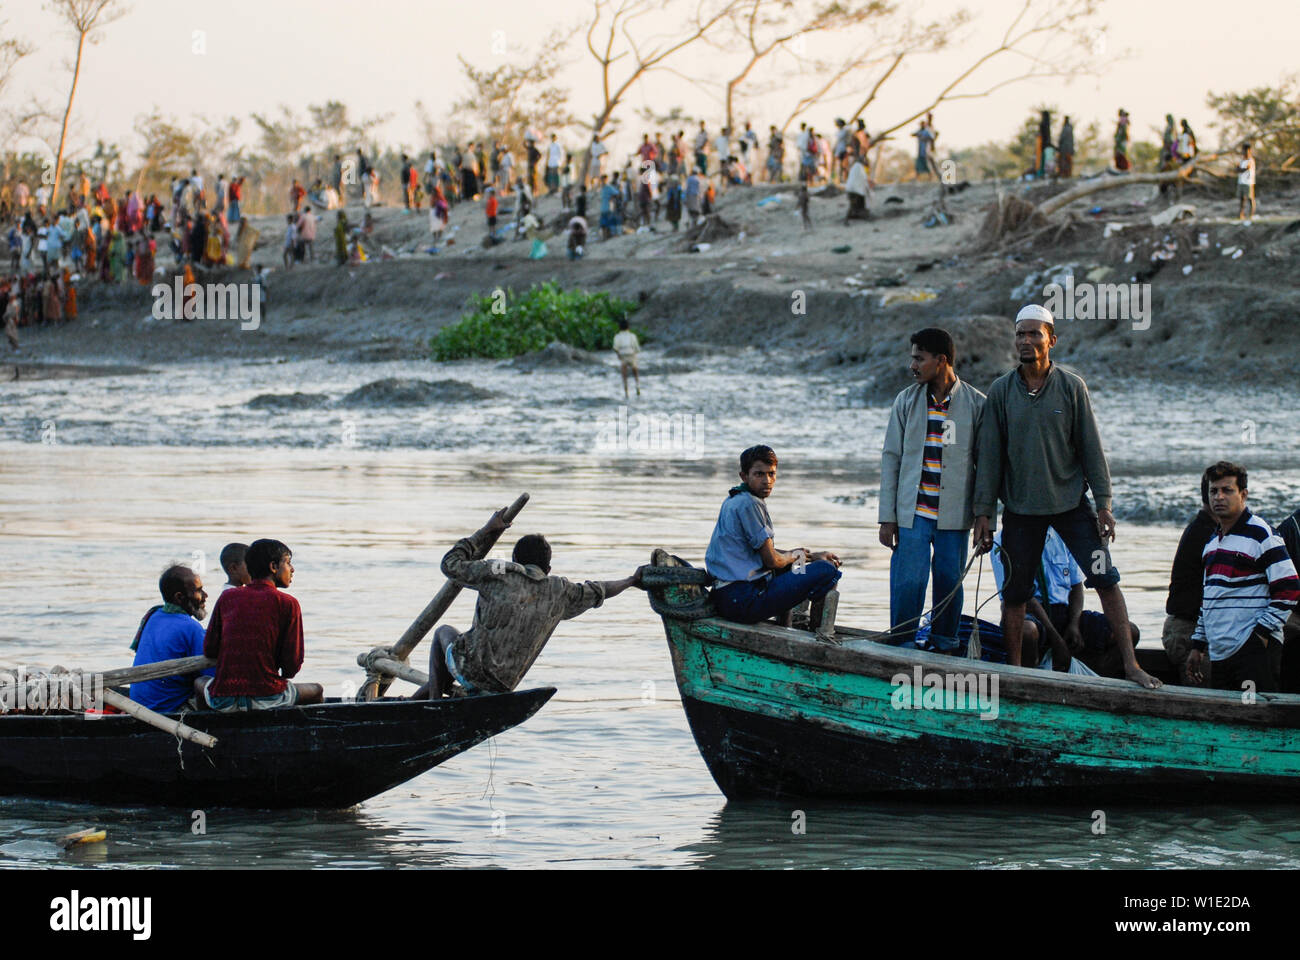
[706,445,842,631]
[1185,462,1299,693]
[879,328,985,653]
[412,512,646,699]
[972,305,1160,689]
[198,539,324,710]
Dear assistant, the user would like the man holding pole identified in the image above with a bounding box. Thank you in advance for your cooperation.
[412,510,646,698]
[971,305,1160,689]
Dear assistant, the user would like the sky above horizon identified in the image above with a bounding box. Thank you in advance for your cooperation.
[5,0,1296,166]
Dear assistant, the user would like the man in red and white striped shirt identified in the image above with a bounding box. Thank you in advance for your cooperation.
[1186,462,1300,692]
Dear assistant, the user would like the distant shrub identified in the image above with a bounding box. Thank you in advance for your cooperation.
[430,282,645,360]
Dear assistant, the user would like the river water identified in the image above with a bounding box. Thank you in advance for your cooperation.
[1,350,1298,868]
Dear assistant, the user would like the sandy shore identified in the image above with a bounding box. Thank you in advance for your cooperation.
[11,175,1299,396]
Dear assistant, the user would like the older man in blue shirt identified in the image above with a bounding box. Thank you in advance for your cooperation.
[129,565,215,713]
[706,445,842,631]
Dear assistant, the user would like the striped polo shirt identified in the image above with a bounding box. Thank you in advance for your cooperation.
[914,392,950,520]
[1191,509,1300,661]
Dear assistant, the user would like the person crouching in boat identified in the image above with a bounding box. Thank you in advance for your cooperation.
[1185,462,1299,693]
[411,511,646,699]
[878,327,985,654]
[971,305,1159,689]
[129,564,216,713]
[196,539,324,710]
[705,445,842,630]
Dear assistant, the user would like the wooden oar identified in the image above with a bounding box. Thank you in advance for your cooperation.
[101,688,218,748]
[361,493,530,700]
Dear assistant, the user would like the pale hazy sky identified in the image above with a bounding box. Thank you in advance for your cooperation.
[6,0,1297,163]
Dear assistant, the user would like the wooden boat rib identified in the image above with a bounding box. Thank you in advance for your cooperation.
[0,689,555,809]
[649,549,1300,803]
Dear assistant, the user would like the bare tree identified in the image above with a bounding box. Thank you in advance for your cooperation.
[860,0,1104,143]
[46,0,128,205]
[577,0,739,186]
[0,19,32,100]
[133,109,197,194]
[717,0,893,133]
[453,26,579,160]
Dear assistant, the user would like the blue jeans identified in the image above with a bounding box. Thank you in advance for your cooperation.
[712,561,841,625]
[890,515,968,650]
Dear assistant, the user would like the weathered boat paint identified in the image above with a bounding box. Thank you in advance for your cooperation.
[652,551,1300,802]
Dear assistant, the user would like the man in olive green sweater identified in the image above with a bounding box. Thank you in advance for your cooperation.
[972,305,1160,689]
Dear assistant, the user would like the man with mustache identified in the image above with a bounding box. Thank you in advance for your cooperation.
[972,304,1159,688]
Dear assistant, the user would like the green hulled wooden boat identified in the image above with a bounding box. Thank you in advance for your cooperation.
[647,549,1300,802]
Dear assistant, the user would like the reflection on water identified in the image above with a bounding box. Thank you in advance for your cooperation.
[682,802,1300,869]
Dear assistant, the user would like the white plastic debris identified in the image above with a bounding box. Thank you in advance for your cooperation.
[1182,264,1194,275]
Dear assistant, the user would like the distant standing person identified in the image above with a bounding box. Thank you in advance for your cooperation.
[1237,142,1256,219]
[546,134,563,196]
[912,115,936,180]
[693,122,709,174]
[1058,116,1074,178]
[613,317,640,398]
[1037,110,1052,178]
[972,304,1159,689]
[766,126,784,182]
[1113,109,1130,171]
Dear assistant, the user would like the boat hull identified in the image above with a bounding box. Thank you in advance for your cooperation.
[0,689,554,809]
[665,615,1300,803]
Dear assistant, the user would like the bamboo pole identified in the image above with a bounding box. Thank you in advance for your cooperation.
[100,688,218,749]
[359,493,530,701]
[98,656,216,687]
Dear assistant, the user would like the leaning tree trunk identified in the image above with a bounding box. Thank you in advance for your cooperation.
[51,30,87,207]
[1035,164,1195,218]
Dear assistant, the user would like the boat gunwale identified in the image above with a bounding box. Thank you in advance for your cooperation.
[668,615,1300,728]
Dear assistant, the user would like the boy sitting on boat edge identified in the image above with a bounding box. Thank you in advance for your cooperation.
[704,445,842,632]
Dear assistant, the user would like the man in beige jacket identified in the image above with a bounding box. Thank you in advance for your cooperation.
[879,328,985,652]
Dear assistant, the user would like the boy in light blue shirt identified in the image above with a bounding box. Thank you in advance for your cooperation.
[705,445,842,630]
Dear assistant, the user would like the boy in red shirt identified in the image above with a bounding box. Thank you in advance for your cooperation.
[198,539,323,710]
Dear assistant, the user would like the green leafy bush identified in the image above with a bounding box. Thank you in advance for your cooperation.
[430,282,645,361]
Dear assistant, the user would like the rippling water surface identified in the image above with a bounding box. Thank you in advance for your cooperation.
[1,353,1298,869]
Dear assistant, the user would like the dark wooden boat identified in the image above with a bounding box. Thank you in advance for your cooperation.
[648,549,1300,803]
[0,689,554,809]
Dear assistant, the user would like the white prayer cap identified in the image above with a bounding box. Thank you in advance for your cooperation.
[1015,303,1055,327]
